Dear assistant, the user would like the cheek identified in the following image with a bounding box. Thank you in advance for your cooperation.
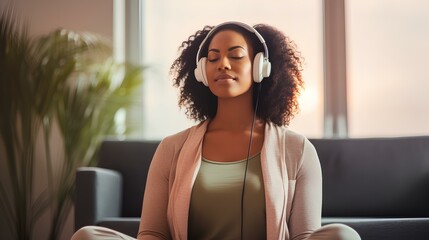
[205,63,216,78]
[240,62,253,80]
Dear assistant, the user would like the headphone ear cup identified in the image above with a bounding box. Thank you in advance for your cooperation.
[194,57,208,86]
[253,52,271,83]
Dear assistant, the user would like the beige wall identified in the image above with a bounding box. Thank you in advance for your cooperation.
[1,0,113,38]
[0,1,113,239]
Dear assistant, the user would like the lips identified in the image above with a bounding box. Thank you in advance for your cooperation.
[215,73,236,81]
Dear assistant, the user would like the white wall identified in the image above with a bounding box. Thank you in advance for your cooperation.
[0,1,113,239]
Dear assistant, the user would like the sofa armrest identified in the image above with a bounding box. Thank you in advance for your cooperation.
[75,167,123,231]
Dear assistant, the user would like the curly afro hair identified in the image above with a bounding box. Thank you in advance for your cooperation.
[171,23,304,126]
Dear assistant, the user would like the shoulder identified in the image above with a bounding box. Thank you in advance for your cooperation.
[158,121,207,152]
[150,122,205,173]
[265,122,318,178]
[282,127,317,161]
[284,128,316,154]
[159,128,191,149]
[266,122,308,150]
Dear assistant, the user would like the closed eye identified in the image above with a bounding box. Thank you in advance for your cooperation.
[207,58,219,62]
[207,56,243,62]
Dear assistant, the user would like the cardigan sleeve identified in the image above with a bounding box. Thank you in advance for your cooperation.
[137,137,174,240]
[137,125,193,240]
[288,138,323,240]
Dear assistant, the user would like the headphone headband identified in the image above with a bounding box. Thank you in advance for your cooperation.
[195,21,270,65]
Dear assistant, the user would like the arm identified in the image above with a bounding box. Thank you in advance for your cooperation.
[137,139,174,240]
[289,138,323,240]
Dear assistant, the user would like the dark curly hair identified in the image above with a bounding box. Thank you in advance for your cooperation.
[171,23,303,126]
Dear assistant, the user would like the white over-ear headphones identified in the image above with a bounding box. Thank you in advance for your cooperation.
[194,21,271,86]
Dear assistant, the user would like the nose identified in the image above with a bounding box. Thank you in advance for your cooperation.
[217,56,231,70]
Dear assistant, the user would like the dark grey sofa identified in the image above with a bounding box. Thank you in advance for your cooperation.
[75,136,429,239]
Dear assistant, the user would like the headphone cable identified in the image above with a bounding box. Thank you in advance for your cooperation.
[240,83,262,240]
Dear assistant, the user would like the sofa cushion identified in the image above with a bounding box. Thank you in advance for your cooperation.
[322,217,429,240]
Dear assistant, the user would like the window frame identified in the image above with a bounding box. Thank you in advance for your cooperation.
[118,0,348,138]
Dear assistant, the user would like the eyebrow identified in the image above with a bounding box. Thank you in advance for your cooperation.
[208,46,246,53]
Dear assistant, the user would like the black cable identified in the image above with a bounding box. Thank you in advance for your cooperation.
[240,83,262,240]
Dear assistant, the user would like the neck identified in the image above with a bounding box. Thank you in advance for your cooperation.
[210,92,256,131]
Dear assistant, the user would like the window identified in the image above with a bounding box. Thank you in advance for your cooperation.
[140,0,324,139]
[346,0,429,137]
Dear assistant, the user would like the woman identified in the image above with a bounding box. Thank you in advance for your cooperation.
[72,21,360,240]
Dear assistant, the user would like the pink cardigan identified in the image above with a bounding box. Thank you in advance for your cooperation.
[138,121,322,240]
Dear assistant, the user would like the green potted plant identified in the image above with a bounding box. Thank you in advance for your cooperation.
[0,7,143,240]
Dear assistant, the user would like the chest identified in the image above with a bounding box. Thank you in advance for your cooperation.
[202,130,264,162]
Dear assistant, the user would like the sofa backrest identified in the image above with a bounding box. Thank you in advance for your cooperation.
[310,136,429,217]
[97,136,429,218]
[98,140,160,217]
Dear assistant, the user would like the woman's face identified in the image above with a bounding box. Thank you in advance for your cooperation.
[205,29,254,99]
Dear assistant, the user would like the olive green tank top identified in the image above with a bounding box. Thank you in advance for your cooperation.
[188,153,266,240]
